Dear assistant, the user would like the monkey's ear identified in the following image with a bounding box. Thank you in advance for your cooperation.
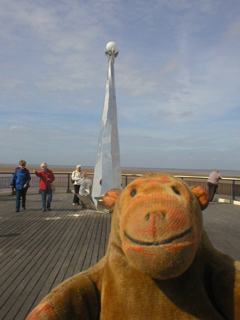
[103,189,122,212]
[191,186,209,211]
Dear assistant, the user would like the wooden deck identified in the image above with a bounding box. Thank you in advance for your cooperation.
[0,192,240,320]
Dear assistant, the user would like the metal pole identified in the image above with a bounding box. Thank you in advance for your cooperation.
[11,173,16,195]
[67,173,71,193]
[232,180,236,201]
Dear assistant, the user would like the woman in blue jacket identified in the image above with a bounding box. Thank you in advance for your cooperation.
[10,159,31,212]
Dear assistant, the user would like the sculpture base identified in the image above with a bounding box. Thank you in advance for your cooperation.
[94,196,110,214]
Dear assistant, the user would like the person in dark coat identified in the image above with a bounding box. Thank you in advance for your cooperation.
[9,159,31,212]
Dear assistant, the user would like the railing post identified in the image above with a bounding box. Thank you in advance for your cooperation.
[67,173,71,193]
[39,178,41,194]
[232,180,235,201]
[125,175,128,187]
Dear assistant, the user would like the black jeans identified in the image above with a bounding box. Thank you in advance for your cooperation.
[207,182,218,201]
[73,185,80,204]
[16,188,28,211]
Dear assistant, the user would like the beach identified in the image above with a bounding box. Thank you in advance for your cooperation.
[0,164,185,175]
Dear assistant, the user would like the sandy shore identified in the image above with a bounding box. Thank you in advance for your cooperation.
[0,165,89,174]
[0,164,206,177]
[0,164,158,174]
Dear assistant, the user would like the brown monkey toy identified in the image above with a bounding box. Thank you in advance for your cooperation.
[26,173,240,320]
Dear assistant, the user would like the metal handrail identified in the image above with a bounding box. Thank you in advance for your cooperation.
[1,172,240,200]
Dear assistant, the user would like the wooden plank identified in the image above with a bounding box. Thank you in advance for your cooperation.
[98,213,109,261]
[81,214,101,270]
[203,202,240,261]
[0,216,66,288]
[0,219,43,260]
[35,212,93,301]
[77,213,100,272]
[17,213,94,319]
[61,213,95,281]
[4,214,79,320]
[105,212,112,253]
[90,212,104,266]
[0,194,75,318]
[0,193,240,320]
[0,218,72,318]
[0,219,54,273]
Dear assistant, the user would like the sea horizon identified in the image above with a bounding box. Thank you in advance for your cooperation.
[0,163,239,178]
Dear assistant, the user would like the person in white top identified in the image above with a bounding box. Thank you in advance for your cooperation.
[71,165,81,206]
[78,172,96,210]
[207,169,222,201]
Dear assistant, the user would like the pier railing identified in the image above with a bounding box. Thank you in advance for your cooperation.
[0,172,240,201]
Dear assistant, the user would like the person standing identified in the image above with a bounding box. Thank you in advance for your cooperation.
[207,169,222,202]
[78,172,96,210]
[71,165,81,206]
[9,159,31,212]
[34,162,55,211]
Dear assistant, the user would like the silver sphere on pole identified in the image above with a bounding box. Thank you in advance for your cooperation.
[105,41,119,59]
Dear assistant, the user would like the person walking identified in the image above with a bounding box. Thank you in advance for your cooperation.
[71,165,81,206]
[34,162,55,211]
[9,159,31,212]
[207,169,222,202]
[78,172,96,210]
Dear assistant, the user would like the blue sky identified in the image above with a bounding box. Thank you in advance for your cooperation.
[1,0,240,170]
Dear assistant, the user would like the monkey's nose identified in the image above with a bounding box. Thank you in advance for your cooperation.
[145,211,166,222]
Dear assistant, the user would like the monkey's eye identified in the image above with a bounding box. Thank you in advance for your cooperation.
[130,189,137,197]
[172,186,180,195]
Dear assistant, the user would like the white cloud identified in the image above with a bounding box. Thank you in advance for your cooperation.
[9,125,24,131]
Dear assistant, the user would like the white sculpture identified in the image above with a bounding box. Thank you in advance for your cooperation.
[92,42,122,206]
